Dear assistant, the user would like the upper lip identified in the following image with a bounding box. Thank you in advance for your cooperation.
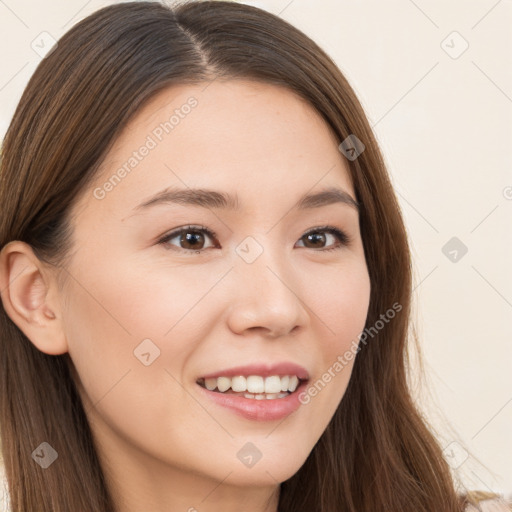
[198,362,310,381]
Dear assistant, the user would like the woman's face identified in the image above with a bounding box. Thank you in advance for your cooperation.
[59,79,371,506]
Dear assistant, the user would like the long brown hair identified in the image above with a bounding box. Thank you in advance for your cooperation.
[0,1,473,510]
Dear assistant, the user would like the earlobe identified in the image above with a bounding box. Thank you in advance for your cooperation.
[0,241,68,355]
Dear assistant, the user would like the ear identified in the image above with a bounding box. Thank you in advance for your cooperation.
[0,240,68,355]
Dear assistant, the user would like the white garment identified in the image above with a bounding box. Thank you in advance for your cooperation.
[0,466,9,512]
[465,497,512,511]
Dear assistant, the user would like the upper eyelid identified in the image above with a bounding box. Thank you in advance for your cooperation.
[164,225,218,240]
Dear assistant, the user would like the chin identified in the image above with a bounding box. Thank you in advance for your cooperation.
[218,451,309,487]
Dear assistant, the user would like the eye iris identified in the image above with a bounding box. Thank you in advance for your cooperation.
[305,232,325,248]
[182,231,204,250]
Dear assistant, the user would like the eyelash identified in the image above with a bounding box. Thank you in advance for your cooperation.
[157,224,351,255]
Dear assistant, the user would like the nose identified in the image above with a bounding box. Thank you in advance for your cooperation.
[225,245,309,339]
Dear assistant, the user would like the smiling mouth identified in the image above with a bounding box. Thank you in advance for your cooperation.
[196,375,307,400]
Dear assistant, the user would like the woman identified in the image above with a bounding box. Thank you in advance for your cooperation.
[0,1,509,511]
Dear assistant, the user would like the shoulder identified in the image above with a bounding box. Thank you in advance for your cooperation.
[462,490,512,512]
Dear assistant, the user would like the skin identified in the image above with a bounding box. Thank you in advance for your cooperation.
[0,79,371,512]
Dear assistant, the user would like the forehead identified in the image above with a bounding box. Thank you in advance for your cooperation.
[75,79,355,220]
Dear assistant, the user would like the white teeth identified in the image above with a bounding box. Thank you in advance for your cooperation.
[264,376,282,394]
[288,375,299,392]
[217,376,231,392]
[246,375,265,394]
[231,375,246,392]
[199,374,303,395]
[243,392,289,400]
[205,378,217,391]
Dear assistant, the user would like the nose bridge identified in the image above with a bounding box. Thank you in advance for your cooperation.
[235,234,291,295]
[227,233,306,336]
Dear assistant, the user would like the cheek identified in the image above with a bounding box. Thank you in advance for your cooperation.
[312,258,371,347]
[100,255,231,338]
[298,259,370,413]
[61,255,227,405]
[64,254,220,345]
[61,263,205,458]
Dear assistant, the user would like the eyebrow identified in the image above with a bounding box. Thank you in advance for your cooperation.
[132,186,360,213]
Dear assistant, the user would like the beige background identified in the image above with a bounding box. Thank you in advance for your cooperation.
[0,0,511,503]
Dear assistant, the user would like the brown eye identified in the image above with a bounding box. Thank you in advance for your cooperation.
[297,227,350,251]
[303,232,327,249]
[178,231,207,250]
[158,225,218,253]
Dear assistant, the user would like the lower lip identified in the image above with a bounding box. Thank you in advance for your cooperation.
[196,380,309,421]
